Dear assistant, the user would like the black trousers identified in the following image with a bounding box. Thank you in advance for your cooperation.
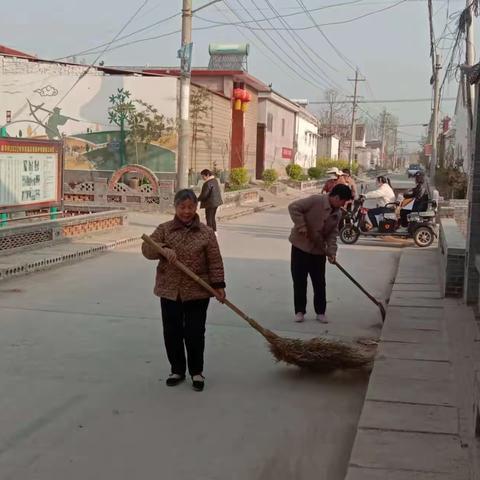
[291,245,327,315]
[160,297,210,376]
[205,207,218,231]
[368,207,390,227]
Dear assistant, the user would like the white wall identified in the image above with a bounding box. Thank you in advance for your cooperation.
[295,115,318,169]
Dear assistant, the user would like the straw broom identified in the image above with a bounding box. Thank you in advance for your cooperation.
[142,235,375,372]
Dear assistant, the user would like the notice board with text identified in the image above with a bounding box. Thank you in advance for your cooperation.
[0,138,63,213]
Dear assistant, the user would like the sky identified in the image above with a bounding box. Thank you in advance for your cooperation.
[0,0,475,152]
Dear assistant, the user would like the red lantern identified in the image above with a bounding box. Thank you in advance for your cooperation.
[244,91,252,103]
[233,88,244,100]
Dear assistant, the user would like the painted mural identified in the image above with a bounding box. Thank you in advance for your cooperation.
[0,75,178,173]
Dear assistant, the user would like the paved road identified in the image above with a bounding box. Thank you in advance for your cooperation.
[0,206,401,480]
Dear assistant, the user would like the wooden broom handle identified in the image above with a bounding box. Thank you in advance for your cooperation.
[141,234,255,326]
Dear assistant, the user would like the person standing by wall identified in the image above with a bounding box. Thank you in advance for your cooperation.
[198,169,223,235]
[288,184,353,324]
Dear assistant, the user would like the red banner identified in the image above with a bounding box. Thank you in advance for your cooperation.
[282,147,293,159]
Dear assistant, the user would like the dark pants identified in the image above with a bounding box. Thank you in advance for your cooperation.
[368,207,390,228]
[160,297,210,376]
[205,207,218,231]
[291,245,326,315]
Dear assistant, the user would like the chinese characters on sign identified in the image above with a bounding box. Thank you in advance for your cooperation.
[0,141,60,208]
[282,147,293,159]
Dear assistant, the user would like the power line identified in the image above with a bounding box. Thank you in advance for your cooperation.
[256,0,342,86]
[54,12,180,60]
[295,0,356,71]
[34,0,150,134]
[197,0,409,30]
[221,0,330,91]
[212,2,301,84]
[310,97,456,103]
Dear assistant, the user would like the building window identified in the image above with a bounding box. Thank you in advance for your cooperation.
[281,118,285,137]
[267,113,273,132]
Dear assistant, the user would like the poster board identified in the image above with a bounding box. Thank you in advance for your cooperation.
[0,139,63,213]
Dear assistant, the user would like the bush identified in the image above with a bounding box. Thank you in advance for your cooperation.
[435,167,467,199]
[286,164,304,180]
[262,168,278,186]
[316,158,359,177]
[230,167,249,187]
[307,167,322,179]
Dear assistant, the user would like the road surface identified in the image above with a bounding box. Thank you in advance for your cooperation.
[0,205,401,480]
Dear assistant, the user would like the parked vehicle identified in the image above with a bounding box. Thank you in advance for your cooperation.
[339,197,437,248]
[406,164,424,178]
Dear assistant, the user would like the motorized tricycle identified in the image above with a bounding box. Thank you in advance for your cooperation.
[339,197,437,248]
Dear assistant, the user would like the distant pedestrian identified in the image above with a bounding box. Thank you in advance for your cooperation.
[342,168,357,199]
[288,184,353,324]
[198,169,223,235]
[321,167,347,194]
[142,189,226,392]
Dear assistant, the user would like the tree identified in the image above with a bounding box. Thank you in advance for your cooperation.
[108,88,135,166]
[318,89,350,136]
[190,87,212,172]
[127,100,176,163]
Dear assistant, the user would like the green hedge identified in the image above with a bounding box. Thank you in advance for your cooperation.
[316,158,359,176]
[286,164,303,180]
[262,168,278,186]
[230,167,249,187]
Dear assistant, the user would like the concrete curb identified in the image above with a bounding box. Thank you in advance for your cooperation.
[0,203,276,283]
[218,203,275,222]
[345,247,469,479]
[0,236,141,282]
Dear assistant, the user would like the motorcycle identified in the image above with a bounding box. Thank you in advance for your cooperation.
[339,197,437,248]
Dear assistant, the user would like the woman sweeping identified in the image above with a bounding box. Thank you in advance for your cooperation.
[142,189,226,392]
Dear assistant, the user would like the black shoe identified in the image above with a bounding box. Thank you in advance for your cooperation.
[166,374,185,387]
[191,375,205,392]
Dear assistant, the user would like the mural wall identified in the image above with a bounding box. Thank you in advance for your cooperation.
[0,74,178,173]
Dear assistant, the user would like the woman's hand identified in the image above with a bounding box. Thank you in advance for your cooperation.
[298,225,308,236]
[161,248,177,264]
[214,288,226,303]
[328,255,336,264]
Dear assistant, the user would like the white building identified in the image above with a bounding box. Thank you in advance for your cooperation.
[317,134,340,160]
[294,108,319,169]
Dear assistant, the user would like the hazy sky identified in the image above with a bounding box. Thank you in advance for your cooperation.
[0,0,475,151]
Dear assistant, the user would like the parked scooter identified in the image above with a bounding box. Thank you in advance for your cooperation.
[339,197,437,248]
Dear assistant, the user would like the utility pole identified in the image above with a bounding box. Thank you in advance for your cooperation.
[348,69,365,167]
[465,0,476,174]
[177,0,193,190]
[430,53,441,182]
[380,108,387,167]
[464,0,478,304]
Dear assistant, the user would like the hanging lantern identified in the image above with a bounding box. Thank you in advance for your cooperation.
[233,88,244,100]
[241,102,249,113]
[234,99,242,110]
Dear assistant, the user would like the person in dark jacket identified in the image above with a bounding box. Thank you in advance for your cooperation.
[400,171,430,226]
[198,169,223,234]
[288,184,353,324]
[142,189,226,392]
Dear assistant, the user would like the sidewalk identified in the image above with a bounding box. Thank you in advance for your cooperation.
[345,247,471,479]
[0,200,277,283]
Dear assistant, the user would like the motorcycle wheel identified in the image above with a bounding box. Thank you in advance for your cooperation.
[340,225,360,245]
[413,226,434,248]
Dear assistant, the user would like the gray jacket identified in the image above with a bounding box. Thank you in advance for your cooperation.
[198,177,223,209]
[288,194,341,257]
